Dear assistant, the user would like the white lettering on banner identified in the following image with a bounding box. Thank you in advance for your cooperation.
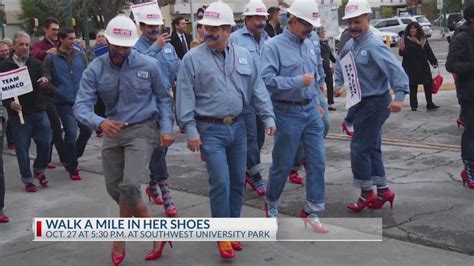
[0,66,33,100]
[340,51,361,109]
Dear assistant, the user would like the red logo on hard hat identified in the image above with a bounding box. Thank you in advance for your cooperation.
[256,7,267,12]
[146,14,161,19]
[312,11,319,18]
[345,4,359,12]
[113,28,132,36]
[204,11,220,19]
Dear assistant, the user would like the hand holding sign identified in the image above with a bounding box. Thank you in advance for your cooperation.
[340,51,361,109]
[0,66,34,124]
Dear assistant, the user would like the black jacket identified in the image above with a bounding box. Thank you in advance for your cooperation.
[446,23,474,104]
[264,22,282,38]
[320,40,336,73]
[0,55,52,116]
[170,31,192,59]
[399,37,437,85]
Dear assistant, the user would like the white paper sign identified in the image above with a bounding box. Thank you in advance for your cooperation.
[0,66,33,100]
[131,1,160,23]
[340,51,361,109]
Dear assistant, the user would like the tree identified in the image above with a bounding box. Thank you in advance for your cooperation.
[19,0,128,37]
[381,6,395,18]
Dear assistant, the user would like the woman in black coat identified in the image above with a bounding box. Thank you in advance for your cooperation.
[317,27,337,110]
[399,22,440,111]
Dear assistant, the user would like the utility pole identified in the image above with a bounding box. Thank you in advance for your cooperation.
[189,0,196,39]
[66,0,73,27]
[82,0,90,48]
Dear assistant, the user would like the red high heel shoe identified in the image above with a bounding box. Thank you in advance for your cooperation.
[0,214,9,223]
[369,189,395,209]
[144,241,173,260]
[288,170,303,184]
[346,191,376,212]
[244,174,265,196]
[111,243,125,266]
[231,241,242,251]
[145,187,163,205]
[456,118,464,128]
[165,204,177,217]
[217,241,235,259]
[300,210,329,233]
[341,121,354,136]
[461,170,474,189]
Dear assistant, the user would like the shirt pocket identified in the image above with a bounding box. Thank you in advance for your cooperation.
[280,59,300,77]
[97,83,118,109]
[355,54,369,65]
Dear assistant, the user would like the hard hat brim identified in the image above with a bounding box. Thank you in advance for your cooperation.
[104,34,138,47]
[342,10,372,20]
[199,18,236,27]
[242,12,269,17]
[287,10,321,27]
[138,19,164,26]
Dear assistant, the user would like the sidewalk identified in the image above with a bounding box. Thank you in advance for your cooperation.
[0,153,472,265]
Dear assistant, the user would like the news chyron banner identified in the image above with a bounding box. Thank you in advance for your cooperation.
[33,218,383,242]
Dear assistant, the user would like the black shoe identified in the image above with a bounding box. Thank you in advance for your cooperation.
[328,106,337,111]
[427,103,440,110]
[411,107,417,111]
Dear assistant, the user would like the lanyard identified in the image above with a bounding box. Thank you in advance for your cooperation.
[210,43,236,76]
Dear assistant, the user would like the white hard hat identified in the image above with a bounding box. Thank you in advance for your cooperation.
[242,0,269,17]
[287,0,321,27]
[104,15,139,47]
[199,1,236,26]
[342,0,372,20]
[137,8,164,25]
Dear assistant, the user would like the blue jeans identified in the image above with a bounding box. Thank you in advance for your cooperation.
[10,112,51,184]
[345,106,356,124]
[149,144,169,182]
[6,117,14,145]
[242,105,265,176]
[292,93,329,170]
[266,99,326,213]
[350,93,391,189]
[77,121,92,158]
[56,105,79,174]
[461,103,474,161]
[198,118,247,217]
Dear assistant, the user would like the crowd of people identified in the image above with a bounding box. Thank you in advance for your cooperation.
[0,0,473,264]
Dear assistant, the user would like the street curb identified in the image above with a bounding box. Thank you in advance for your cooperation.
[418,83,455,91]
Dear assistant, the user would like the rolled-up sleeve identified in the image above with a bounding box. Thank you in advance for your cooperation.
[250,58,275,128]
[152,66,174,134]
[73,66,104,130]
[176,55,199,139]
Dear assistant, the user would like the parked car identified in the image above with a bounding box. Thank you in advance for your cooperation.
[335,26,399,47]
[373,16,432,38]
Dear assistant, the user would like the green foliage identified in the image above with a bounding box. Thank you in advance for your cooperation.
[381,6,395,18]
[422,0,439,21]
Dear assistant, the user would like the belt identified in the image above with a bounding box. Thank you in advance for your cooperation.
[125,117,154,127]
[362,91,390,100]
[195,115,240,124]
[273,99,311,105]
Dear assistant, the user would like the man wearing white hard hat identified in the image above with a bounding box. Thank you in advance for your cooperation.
[261,0,329,233]
[176,0,276,259]
[228,0,269,198]
[74,15,174,265]
[133,5,180,219]
[334,0,409,213]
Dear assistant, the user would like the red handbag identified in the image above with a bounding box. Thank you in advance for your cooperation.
[432,69,443,94]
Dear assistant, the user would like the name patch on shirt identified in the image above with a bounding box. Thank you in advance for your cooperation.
[310,49,315,55]
[238,57,248,65]
[164,48,172,54]
[313,41,318,46]
[137,71,149,79]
